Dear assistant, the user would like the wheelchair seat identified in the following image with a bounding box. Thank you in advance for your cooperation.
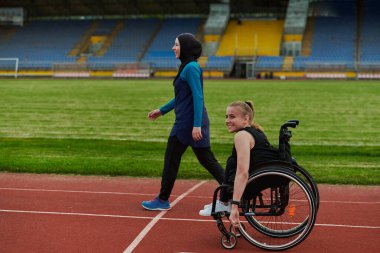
[243,170,290,200]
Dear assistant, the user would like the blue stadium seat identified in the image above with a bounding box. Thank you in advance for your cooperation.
[256,56,284,69]
[294,0,357,70]
[206,56,234,70]
[0,20,92,69]
[142,18,201,70]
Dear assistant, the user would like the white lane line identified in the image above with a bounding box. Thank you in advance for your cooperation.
[314,223,380,229]
[0,209,154,220]
[123,180,207,253]
[0,208,379,230]
[0,187,155,196]
[1,187,379,205]
[320,200,380,205]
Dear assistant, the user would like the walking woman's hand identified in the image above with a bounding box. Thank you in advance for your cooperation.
[192,127,203,141]
[147,109,162,121]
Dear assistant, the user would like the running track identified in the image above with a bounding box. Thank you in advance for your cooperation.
[0,173,379,253]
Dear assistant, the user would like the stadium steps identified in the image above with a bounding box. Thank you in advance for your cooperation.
[137,19,163,62]
[301,17,314,56]
[0,27,17,42]
[95,21,124,57]
[68,21,99,57]
[76,56,87,63]
[282,56,294,70]
[356,0,363,64]
[359,0,380,66]
[195,18,206,40]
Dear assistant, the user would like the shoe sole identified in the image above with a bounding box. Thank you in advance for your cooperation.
[142,205,171,211]
[199,210,230,216]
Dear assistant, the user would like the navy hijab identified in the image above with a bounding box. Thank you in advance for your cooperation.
[174,33,202,82]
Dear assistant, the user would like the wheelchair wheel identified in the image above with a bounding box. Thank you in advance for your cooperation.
[244,165,318,238]
[239,167,317,251]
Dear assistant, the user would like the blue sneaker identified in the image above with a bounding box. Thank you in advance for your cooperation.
[142,197,171,211]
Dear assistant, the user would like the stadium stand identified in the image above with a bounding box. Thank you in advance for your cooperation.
[0,20,92,69]
[360,0,380,68]
[217,20,284,57]
[88,18,160,69]
[205,56,234,71]
[256,56,285,69]
[0,0,379,79]
[293,0,357,70]
[141,17,201,70]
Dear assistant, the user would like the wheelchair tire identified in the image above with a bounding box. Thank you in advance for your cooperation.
[246,163,319,238]
[239,167,317,251]
[243,168,313,238]
[292,163,320,211]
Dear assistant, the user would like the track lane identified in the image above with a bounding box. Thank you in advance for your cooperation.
[0,173,379,252]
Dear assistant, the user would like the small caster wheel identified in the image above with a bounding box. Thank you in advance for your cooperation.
[229,223,245,238]
[221,232,237,249]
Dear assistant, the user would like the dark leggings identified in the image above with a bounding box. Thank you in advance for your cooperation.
[219,162,236,203]
[159,135,225,201]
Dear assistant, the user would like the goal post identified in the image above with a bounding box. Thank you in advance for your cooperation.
[0,58,19,78]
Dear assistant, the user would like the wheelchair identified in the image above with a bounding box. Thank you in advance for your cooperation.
[211,120,319,250]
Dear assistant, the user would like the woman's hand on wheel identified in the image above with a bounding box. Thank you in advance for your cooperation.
[229,206,240,228]
[192,127,202,141]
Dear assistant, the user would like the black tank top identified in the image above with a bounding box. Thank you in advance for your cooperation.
[226,126,279,174]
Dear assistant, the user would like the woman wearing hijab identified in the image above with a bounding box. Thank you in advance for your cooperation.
[142,33,225,211]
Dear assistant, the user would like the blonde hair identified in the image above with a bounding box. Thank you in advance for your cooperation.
[228,100,264,132]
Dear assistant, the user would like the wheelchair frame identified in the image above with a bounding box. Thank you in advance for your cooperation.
[210,120,319,250]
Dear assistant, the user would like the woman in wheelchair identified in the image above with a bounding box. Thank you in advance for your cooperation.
[199,100,279,223]
[199,101,317,250]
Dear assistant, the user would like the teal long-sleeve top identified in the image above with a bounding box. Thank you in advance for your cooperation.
[159,62,204,127]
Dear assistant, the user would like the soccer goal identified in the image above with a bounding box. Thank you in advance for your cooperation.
[0,58,19,78]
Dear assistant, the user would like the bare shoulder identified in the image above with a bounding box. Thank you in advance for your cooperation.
[234,130,253,143]
[234,129,254,148]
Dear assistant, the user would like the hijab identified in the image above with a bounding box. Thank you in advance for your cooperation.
[174,33,202,82]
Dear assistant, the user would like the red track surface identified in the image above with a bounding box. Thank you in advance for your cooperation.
[0,173,379,253]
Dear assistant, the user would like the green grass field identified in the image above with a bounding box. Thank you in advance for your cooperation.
[1,78,379,185]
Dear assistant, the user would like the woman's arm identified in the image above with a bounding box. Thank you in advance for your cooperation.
[229,131,254,227]
[159,98,175,115]
[182,63,203,126]
[182,63,203,141]
[148,98,175,121]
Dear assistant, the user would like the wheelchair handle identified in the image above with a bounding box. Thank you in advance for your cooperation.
[281,120,299,130]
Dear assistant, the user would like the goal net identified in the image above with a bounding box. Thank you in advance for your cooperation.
[0,58,19,78]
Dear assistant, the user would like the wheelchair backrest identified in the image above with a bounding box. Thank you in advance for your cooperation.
[278,120,299,162]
